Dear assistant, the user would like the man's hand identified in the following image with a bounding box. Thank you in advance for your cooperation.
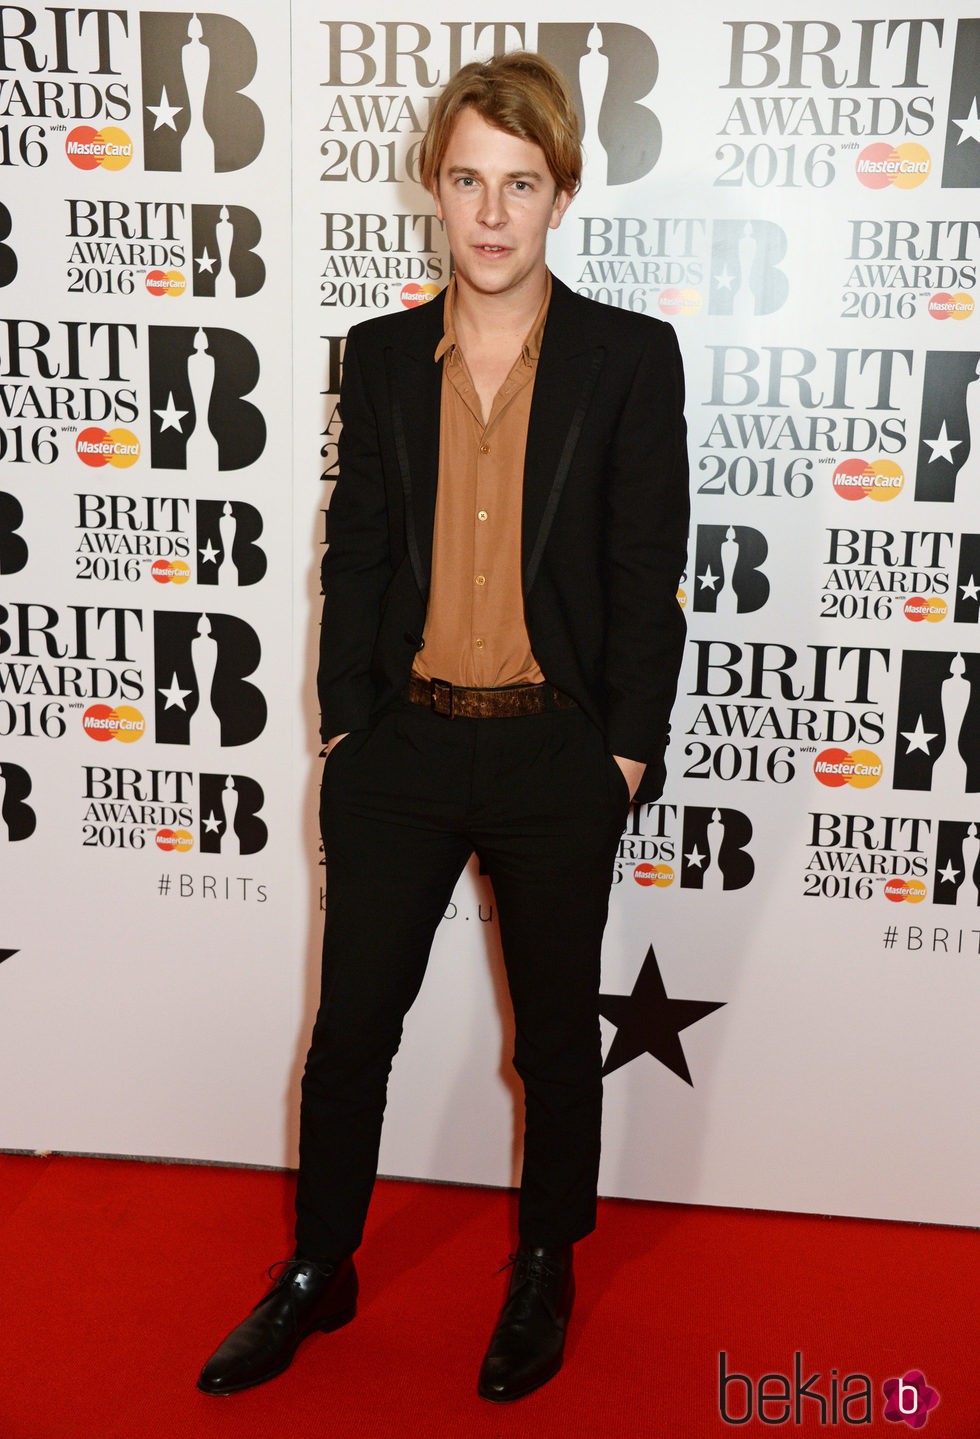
[324,731,350,759]
[613,755,646,802]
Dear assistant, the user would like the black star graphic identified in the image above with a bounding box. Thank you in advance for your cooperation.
[599,943,726,1086]
[0,949,18,966]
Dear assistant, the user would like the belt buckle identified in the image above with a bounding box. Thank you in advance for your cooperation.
[430,678,454,717]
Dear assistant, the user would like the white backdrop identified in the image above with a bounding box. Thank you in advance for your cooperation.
[1,0,977,1228]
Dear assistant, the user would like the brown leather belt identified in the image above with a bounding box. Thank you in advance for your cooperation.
[408,674,577,719]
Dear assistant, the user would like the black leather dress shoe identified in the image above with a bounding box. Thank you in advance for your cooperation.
[478,1245,574,1403]
[197,1256,357,1395]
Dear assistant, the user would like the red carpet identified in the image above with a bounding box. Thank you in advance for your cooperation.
[0,1153,974,1437]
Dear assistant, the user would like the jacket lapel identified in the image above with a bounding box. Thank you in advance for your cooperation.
[522,278,605,591]
[386,292,445,593]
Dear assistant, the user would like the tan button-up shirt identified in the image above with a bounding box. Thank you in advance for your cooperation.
[413,274,550,689]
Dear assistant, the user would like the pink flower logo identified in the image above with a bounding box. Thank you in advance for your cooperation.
[883,1370,941,1428]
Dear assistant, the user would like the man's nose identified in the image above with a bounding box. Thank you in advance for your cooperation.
[477,187,506,226]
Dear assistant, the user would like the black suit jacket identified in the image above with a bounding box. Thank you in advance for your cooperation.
[317,274,689,805]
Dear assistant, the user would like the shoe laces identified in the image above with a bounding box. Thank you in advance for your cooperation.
[266,1256,335,1284]
[499,1249,563,1283]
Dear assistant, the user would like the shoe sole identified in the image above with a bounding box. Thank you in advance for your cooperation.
[196,1302,358,1397]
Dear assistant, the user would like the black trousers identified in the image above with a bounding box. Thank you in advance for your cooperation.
[295,698,629,1261]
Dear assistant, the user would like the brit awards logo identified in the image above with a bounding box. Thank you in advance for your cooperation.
[72,494,266,587]
[914,351,980,501]
[893,649,980,792]
[1,319,137,473]
[148,326,265,471]
[153,611,266,747]
[933,819,980,907]
[0,762,36,842]
[190,205,265,297]
[686,641,888,789]
[614,802,755,889]
[941,19,980,189]
[821,528,959,626]
[0,493,28,575]
[194,500,266,586]
[63,200,264,302]
[0,202,17,288]
[691,525,770,615]
[79,764,267,854]
[700,344,913,504]
[709,220,788,317]
[842,218,979,325]
[715,19,945,193]
[139,12,264,173]
[537,22,661,186]
[679,807,754,891]
[198,773,267,854]
[1,602,143,745]
[953,535,980,625]
[576,216,789,320]
[805,811,930,904]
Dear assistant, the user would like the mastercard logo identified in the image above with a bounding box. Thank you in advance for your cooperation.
[659,288,701,318]
[76,427,140,468]
[401,283,439,308]
[82,704,145,743]
[146,269,187,298]
[856,142,930,189]
[65,125,133,171]
[633,862,673,888]
[903,595,947,623]
[155,828,194,853]
[883,877,927,904]
[151,558,191,585]
[832,457,903,502]
[928,291,974,321]
[813,748,883,788]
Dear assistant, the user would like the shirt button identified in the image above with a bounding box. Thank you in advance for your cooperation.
[475,638,485,649]
[480,443,490,454]
[475,574,486,586]
[478,509,488,521]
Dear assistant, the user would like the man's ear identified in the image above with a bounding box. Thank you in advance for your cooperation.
[549,188,574,231]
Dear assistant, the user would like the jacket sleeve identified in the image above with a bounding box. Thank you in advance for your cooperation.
[602,321,689,785]
[316,328,394,741]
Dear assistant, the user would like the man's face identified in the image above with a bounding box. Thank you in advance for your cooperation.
[432,106,572,303]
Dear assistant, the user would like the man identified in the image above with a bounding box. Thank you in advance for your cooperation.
[199,50,688,1404]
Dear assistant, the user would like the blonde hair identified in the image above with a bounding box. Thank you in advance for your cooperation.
[418,51,582,197]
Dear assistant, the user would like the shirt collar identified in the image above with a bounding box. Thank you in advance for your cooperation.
[434,270,553,366]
